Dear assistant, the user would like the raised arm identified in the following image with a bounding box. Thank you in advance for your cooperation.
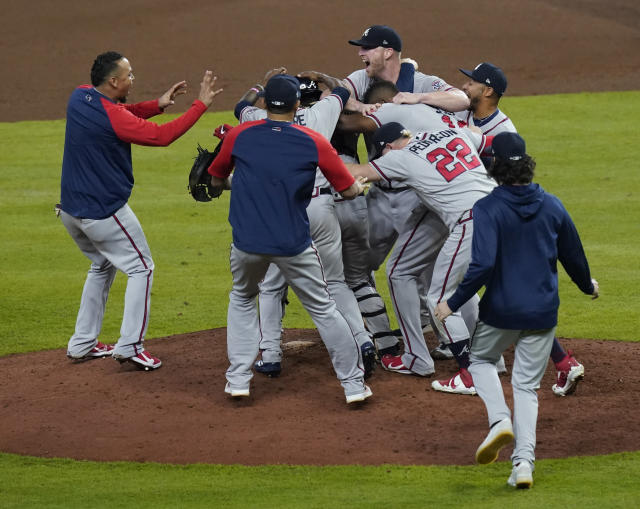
[392,88,470,112]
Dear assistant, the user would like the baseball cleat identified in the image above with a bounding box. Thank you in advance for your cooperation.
[361,341,376,379]
[381,354,413,375]
[113,350,162,371]
[67,341,114,360]
[254,359,282,377]
[475,417,514,464]
[552,351,584,396]
[507,461,534,489]
[224,383,250,398]
[380,354,433,376]
[430,343,454,360]
[346,385,373,404]
[431,368,476,395]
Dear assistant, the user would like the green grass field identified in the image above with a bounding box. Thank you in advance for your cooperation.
[1,91,639,507]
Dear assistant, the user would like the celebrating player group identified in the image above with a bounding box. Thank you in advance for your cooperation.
[60,25,599,489]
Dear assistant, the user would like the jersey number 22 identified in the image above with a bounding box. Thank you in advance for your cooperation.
[426,138,481,182]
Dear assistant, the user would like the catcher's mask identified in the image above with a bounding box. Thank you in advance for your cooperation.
[298,77,322,106]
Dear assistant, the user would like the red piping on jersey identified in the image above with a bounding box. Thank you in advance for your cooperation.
[328,93,344,110]
[369,160,392,184]
[367,113,382,127]
[482,117,509,135]
[345,77,359,101]
[387,209,429,359]
[113,212,151,350]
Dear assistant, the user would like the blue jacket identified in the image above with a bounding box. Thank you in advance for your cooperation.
[447,183,594,330]
[60,86,206,219]
[208,119,355,257]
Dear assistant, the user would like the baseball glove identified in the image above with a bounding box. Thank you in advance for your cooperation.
[188,141,223,202]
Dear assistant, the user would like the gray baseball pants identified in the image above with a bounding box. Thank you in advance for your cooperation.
[468,321,556,466]
[258,194,371,362]
[227,243,367,398]
[60,203,153,358]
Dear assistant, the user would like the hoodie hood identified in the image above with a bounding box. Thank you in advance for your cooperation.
[493,183,544,218]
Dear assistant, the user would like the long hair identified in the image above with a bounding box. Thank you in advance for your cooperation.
[487,155,536,185]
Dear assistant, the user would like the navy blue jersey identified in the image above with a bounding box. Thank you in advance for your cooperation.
[209,119,355,256]
[60,85,206,219]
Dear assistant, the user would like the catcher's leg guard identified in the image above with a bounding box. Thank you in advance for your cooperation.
[352,282,398,353]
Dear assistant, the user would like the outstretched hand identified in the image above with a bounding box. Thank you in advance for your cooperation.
[158,80,188,109]
[198,71,224,107]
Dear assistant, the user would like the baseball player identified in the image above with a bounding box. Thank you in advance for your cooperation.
[60,51,222,370]
[337,26,470,356]
[457,62,585,395]
[208,74,372,404]
[434,132,598,488]
[338,80,476,376]
[345,121,497,393]
[233,69,376,379]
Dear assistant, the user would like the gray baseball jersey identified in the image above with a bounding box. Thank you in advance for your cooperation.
[455,108,516,136]
[371,127,495,349]
[345,69,454,102]
[371,128,495,230]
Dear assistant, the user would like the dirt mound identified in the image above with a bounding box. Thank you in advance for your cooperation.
[0,329,637,465]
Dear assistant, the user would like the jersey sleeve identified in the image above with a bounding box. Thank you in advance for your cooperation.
[556,200,595,295]
[368,150,408,184]
[238,104,267,124]
[302,89,347,140]
[123,100,163,119]
[366,103,398,128]
[103,99,207,146]
[464,129,492,156]
[344,70,368,101]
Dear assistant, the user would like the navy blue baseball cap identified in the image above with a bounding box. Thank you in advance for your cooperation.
[349,25,402,52]
[264,74,301,110]
[372,122,412,158]
[492,132,526,160]
[459,63,508,96]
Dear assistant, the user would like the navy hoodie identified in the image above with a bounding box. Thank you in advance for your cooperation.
[447,183,594,330]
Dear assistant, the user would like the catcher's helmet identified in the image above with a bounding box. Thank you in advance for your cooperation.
[298,77,322,106]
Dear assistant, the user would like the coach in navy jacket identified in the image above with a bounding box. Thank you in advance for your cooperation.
[60,51,221,369]
[434,132,598,488]
[444,139,595,328]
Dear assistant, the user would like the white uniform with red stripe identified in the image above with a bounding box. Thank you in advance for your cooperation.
[455,108,516,136]
[238,94,373,362]
[370,128,495,361]
[363,103,469,373]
